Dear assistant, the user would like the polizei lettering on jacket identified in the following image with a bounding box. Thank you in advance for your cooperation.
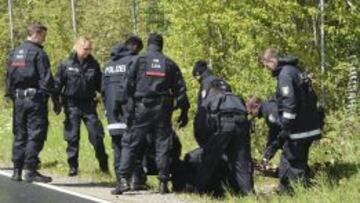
[104,65,127,75]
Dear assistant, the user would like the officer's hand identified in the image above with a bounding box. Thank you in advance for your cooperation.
[260,158,270,170]
[53,101,62,115]
[177,110,189,128]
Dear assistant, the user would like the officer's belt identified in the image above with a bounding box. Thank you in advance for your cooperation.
[219,114,247,122]
[135,95,172,103]
[15,88,38,99]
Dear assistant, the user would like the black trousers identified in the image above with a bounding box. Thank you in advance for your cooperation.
[12,96,49,170]
[63,100,108,169]
[111,136,146,185]
[278,139,313,191]
[195,116,254,195]
[118,98,173,182]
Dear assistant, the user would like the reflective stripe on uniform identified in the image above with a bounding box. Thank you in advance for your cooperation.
[283,112,296,119]
[108,123,127,130]
[289,129,321,139]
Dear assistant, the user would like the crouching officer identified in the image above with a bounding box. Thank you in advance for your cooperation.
[246,97,282,167]
[194,80,254,196]
[116,33,190,194]
[55,37,108,176]
[261,48,322,193]
[102,36,147,194]
[5,22,58,183]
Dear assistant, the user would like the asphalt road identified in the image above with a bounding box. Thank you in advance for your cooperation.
[0,175,101,203]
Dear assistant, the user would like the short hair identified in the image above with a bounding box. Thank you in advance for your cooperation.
[27,22,47,37]
[192,60,208,77]
[147,33,163,49]
[73,36,92,51]
[246,96,262,110]
[261,48,279,61]
[125,36,143,52]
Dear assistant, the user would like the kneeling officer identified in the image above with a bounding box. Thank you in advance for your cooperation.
[194,80,254,195]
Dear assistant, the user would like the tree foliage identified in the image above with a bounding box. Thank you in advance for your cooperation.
[0,0,358,112]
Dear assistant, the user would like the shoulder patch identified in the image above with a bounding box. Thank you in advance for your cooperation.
[268,114,276,123]
[201,89,207,99]
[281,86,290,96]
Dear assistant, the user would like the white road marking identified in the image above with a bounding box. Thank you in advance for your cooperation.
[0,170,111,203]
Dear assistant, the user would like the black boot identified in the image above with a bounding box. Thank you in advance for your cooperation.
[68,167,78,177]
[110,178,130,195]
[11,168,22,181]
[24,170,52,183]
[159,181,169,194]
[131,165,148,191]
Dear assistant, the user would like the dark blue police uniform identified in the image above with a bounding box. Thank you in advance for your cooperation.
[102,43,147,189]
[6,40,55,181]
[118,41,189,192]
[194,85,254,195]
[273,56,322,192]
[55,53,108,173]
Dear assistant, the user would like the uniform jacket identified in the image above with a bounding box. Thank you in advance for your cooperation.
[6,40,54,97]
[126,44,189,110]
[196,70,231,108]
[55,53,102,101]
[273,56,321,140]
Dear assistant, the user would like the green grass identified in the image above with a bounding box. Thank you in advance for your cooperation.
[1,96,359,203]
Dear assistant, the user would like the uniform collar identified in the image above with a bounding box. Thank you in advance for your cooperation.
[70,52,93,65]
[147,44,162,53]
[24,40,44,49]
[200,70,212,82]
[272,56,298,77]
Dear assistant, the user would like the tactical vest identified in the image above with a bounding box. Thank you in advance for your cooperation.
[7,46,39,90]
[134,51,172,98]
[103,55,135,104]
[203,90,247,134]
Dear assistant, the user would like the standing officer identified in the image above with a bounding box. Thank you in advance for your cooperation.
[116,33,190,194]
[246,96,282,167]
[102,36,147,194]
[260,48,322,193]
[192,60,231,146]
[5,22,58,183]
[193,80,254,196]
[55,37,108,176]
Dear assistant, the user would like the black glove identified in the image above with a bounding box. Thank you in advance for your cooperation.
[53,100,62,115]
[177,109,189,128]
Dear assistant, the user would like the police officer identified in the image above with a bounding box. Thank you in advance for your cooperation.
[102,36,147,194]
[55,37,108,176]
[261,48,322,193]
[116,33,190,194]
[193,80,254,196]
[192,60,231,146]
[246,96,282,167]
[5,22,58,183]
[192,60,231,108]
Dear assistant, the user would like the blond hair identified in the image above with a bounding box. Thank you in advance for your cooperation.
[261,48,279,61]
[73,36,92,51]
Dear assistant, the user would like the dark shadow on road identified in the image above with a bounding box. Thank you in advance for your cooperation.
[53,182,114,188]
